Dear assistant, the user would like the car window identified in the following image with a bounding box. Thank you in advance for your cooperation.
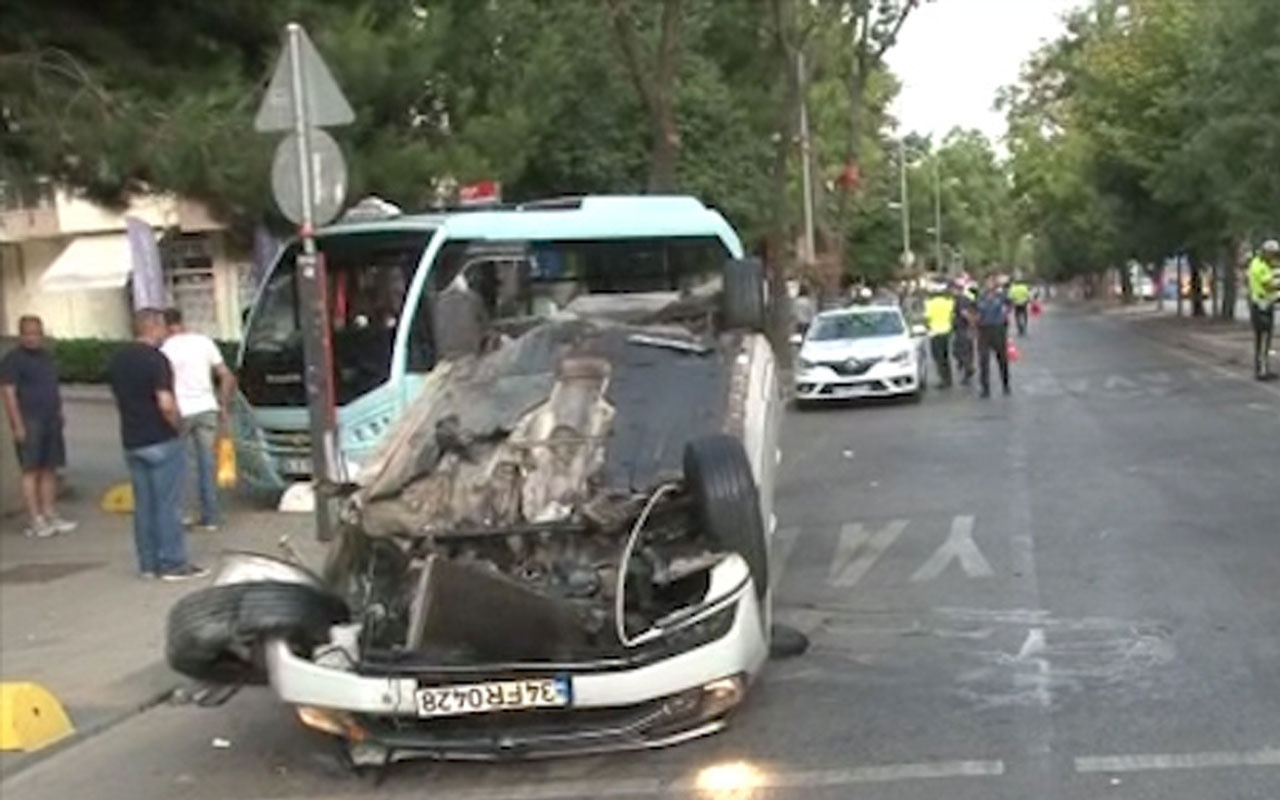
[807,311,904,341]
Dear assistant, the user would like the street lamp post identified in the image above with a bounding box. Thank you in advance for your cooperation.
[895,139,946,274]
[932,157,943,274]
[898,137,911,269]
[797,50,816,268]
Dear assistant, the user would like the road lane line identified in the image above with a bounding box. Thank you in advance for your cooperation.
[1006,387,1056,788]
[830,520,907,588]
[302,760,1008,799]
[670,759,1007,791]
[911,515,993,582]
[1076,748,1280,774]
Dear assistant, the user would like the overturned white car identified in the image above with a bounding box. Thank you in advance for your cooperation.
[166,248,785,766]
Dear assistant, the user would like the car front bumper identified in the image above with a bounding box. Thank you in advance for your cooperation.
[263,559,768,762]
[794,362,920,400]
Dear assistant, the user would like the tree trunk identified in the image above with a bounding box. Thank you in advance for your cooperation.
[833,9,872,279]
[1189,251,1206,317]
[766,0,799,369]
[1118,264,1133,303]
[1221,237,1242,322]
[648,108,680,192]
[605,0,684,193]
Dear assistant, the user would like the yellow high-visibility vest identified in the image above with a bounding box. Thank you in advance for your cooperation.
[924,295,955,335]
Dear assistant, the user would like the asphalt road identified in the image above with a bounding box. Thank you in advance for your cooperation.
[10,307,1280,800]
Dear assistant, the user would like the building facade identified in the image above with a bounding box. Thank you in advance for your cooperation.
[0,182,255,341]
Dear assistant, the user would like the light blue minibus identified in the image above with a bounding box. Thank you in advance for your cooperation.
[233,195,746,492]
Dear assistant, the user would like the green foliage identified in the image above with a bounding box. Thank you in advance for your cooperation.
[48,339,121,385]
[1,0,937,277]
[47,338,240,384]
[1004,0,1280,282]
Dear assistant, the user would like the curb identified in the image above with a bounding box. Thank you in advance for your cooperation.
[59,385,114,404]
[1119,317,1248,367]
[0,666,182,780]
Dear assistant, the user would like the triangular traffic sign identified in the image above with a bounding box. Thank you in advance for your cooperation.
[254,24,355,132]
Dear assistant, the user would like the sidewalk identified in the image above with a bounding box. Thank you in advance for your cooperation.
[0,397,328,776]
[1099,301,1255,367]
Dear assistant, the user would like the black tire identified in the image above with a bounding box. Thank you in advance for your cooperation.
[722,258,766,332]
[769,624,810,659]
[683,435,769,600]
[166,582,350,685]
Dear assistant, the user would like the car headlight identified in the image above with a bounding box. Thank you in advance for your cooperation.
[798,357,816,370]
[889,349,912,364]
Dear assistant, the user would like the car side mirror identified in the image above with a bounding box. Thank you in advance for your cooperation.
[910,323,928,337]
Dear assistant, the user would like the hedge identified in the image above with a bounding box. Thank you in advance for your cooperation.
[48,338,241,384]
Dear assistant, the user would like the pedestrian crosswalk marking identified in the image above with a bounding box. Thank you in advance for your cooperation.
[828,520,908,588]
[911,515,994,582]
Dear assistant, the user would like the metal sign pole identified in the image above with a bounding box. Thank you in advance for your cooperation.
[287,23,339,541]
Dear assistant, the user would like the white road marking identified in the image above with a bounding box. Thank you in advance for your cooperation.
[1076,747,1280,774]
[911,515,993,582]
[1102,374,1140,391]
[301,760,1008,799]
[670,759,1007,791]
[829,520,908,588]
[1014,628,1053,709]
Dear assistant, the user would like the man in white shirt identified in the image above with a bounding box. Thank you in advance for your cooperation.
[161,308,237,531]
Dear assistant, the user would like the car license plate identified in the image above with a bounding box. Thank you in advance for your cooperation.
[278,457,311,475]
[415,677,571,719]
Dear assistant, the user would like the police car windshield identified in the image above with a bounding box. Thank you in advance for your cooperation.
[809,311,904,341]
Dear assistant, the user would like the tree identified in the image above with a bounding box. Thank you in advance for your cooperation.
[604,0,684,192]
[820,0,931,272]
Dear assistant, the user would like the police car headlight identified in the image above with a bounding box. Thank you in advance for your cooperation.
[798,357,817,370]
[889,350,912,364]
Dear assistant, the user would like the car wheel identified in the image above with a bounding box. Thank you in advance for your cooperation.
[722,258,767,332]
[683,435,769,600]
[166,582,350,685]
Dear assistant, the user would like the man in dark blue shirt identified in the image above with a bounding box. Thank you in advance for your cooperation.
[0,315,77,537]
[970,275,1013,398]
[951,282,977,386]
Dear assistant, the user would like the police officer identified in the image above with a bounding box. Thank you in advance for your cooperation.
[1008,276,1032,337]
[923,284,956,389]
[970,274,1012,398]
[1248,240,1280,381]
[951,281,977,386]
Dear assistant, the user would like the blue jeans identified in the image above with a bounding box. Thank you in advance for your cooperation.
[125,438,188,574]
[180,412,221,526]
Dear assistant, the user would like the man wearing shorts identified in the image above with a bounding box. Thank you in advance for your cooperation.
[1,315,77,538]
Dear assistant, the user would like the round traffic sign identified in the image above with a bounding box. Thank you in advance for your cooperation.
[271,128,348,227]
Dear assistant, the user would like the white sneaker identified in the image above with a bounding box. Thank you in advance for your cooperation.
[23,517,55,539]
[46,515,78,534]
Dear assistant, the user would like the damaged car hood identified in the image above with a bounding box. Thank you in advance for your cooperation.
[352,318,749,537]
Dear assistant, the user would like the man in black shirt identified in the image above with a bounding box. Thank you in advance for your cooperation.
[0,315,77,538]
[108,308,207,581]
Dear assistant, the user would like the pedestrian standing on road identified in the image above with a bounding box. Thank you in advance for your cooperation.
[0,315,77,538]
[1009,277,1032,337]
[970,275,1013,398]
[951,282,977,386]
[108,308,208,581]
[923,285,955,389]
[161,308,237,531]
[792,287,816,338]
[1247,240,1280,381]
